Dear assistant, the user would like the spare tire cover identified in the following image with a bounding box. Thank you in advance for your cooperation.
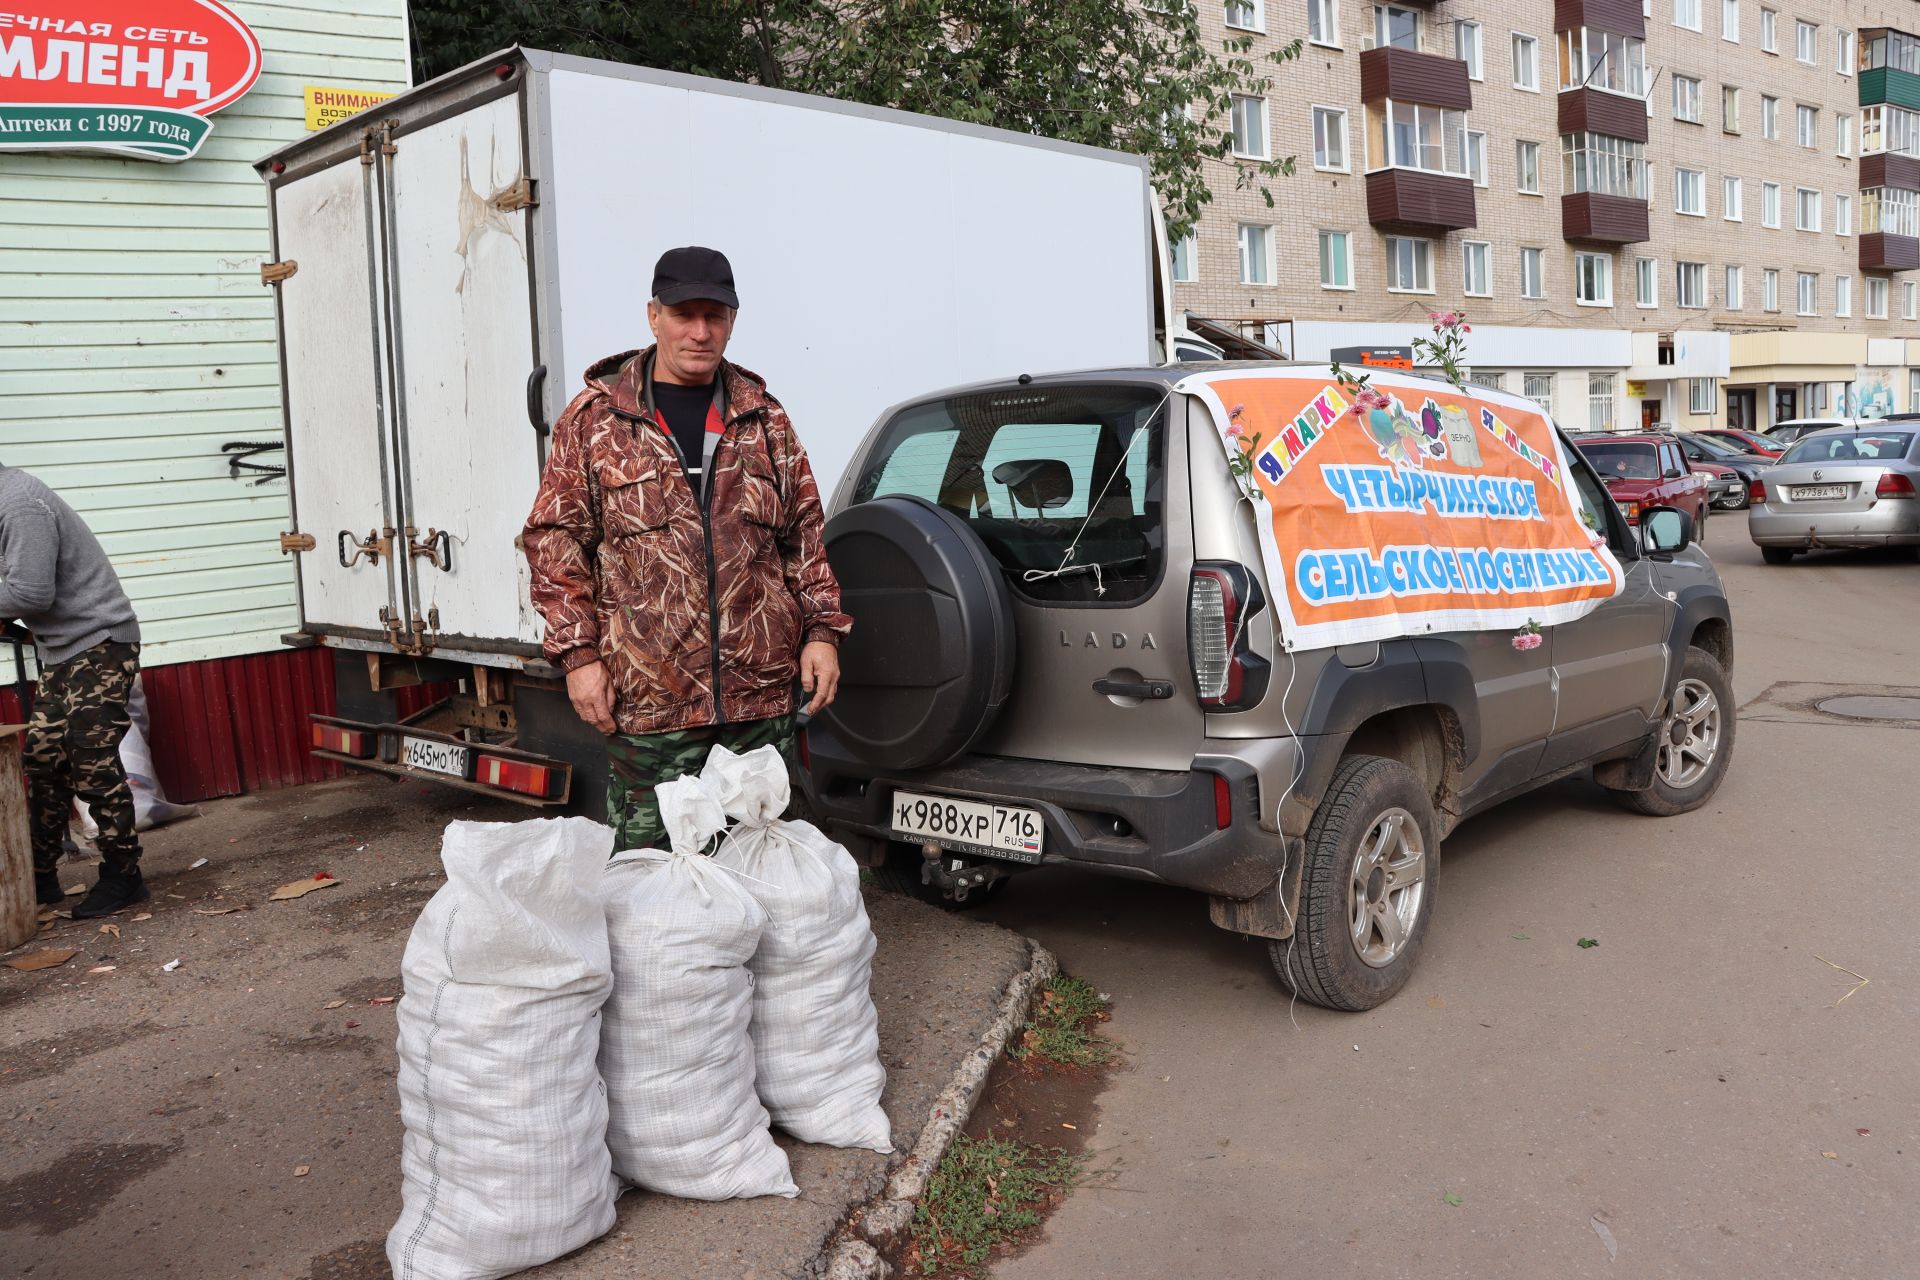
[818,496,1016,771]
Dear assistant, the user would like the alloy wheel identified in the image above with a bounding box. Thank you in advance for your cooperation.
[1348,809,1427,969]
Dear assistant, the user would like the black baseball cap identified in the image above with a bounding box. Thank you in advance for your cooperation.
[651,246,739,309]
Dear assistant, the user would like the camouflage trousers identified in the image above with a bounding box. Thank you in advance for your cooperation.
[25,641,143,874]
[605,714,796,852]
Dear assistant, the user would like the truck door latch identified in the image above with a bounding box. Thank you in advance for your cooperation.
[279,532,317,555]
[338,529,391,567]
[407,527,454,573]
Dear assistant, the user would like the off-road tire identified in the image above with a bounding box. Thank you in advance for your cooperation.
[1760,546,1796,565]
[1606,645,1736,817]
[1269,755,1438,1012]
[870,841,1007,911]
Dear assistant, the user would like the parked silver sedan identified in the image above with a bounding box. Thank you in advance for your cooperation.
[1748,427,1920,564]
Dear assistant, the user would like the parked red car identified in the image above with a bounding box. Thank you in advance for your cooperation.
[1573,434,1713,532]
[1695,427,1784,459]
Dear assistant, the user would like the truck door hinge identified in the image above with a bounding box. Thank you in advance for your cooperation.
[279,532,317,555]
[261,260,298,285]
[490,178,537,212]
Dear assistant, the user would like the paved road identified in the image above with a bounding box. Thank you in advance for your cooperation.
[984,535,1920,1279]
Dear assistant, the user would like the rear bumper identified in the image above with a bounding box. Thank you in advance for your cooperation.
[802,726,1297,899]
[309,711,573,806]
[1748,504,1920,547]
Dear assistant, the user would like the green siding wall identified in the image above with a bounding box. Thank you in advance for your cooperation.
[0,0,411,668]
[1860,67,1920,111]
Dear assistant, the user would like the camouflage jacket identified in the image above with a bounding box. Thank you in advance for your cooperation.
[522,349,851,735]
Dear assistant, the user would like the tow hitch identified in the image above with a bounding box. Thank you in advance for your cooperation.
[920,842,1007,903]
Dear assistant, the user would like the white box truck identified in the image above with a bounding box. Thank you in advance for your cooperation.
[256,47,1166,811]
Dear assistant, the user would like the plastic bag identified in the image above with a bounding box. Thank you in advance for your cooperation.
[704,744,891,1153]
[600,775,797,1200]
[388,817,621,1280]
[78,676,199,837]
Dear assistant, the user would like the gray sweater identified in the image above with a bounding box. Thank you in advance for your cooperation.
[0,465,141,668]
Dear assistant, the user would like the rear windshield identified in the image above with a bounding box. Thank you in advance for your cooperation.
[1578,442,1659,480]
[850,385,1165,605]
[1781,432,1916,464]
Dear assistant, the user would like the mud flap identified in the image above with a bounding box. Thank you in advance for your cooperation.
[1207,835,1305,940]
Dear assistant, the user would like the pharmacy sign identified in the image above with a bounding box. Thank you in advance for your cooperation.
[0,0,262,161]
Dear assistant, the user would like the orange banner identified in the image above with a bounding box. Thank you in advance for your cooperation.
[1186,370,1623,649]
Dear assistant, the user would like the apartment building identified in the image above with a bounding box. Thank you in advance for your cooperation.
[1176,0,1920,430]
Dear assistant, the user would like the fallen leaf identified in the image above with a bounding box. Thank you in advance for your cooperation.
[1577,937,1600,949]
[1443,1192,1462,1207]
[131,913,153,922]
[323,999,347,1010]
[98,923,120,938]
[64,884,84,897]
[5,948,78,971]
[344,1020,360,1029]
[1510,932,1530,940]
[87,965,117,975]
[191,906,245,916]
[36,907,57,923]
[187,858,209,870]
[270,875,339,901]
[1857,1128,1871,1136]
[294,1165,310,1177]
[1428,995,1445,1009]
[367,996,396,1005]
[1822,1151,1838,1159]
[1591,1214,1618,1262]
[1061,1123,1077,1130]
[161,959,181,973]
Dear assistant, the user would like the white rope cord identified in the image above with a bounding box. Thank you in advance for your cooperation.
[1021,387,1174,597]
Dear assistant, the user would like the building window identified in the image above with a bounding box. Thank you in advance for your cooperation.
[1520,247,1545,299]
[1463,240,1492,296]
[1557,28,1648,96]
[1366,100,1470,176]
[1764,268,1779,311]
[1524,372,1554,414]
[1723,175,1743,220]
[1796,19,1816,64]
[1170,233,1197,283]
[1636,256,1658,306]
[1588,373,1617,431]
[1835,274,1852,317]
[1837,28,1854,75]
[1721,0,1739,42]
[1835,193,1851,236]
[1836,113,1852,157]
[1562,133,1649,199]
[1863,187,1920,237]
[1675,167,1705,215]
[1516,140,1541,193]
[1691,378,1717,414]
[1906,281,1918,322]
[1796,186,1821,231]
[1912,370,1920,414]
[1513,33,1539,90]
[1308,0,1339,46]
[1761,95,1778,139]
[1673,75,1702,122]
[1231,95,1269,159]
[1673,0,1700,32]
[1312,106,1349,171]
[1861,105,1920,158]
[1796,104,1817,147]
[1457,20,1483,79]
[1466,130,1488,186]
[1759,7,1776,52]
[1238,224,1273,285]
[1725,264,1743,309]
[1676,260,1707,308]
[1469,372,1506,392]
[1385,236,1434,292]
[1762,180,1781,227]
[1575,252,1612,306]
[1226,0,1266,32]
[1796,270,1817,315]
[1318,230,1353,289]
[1374,4,1419,51]
[1723,85,1740,133]
[1868,277,1889,319]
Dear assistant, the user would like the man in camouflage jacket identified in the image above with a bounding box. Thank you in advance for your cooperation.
[522,247,850,847]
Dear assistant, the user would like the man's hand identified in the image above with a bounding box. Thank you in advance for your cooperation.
[799,640,840,716]
[566,660,618,735]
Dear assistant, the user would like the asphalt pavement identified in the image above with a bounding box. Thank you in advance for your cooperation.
[984,534,1920,1279]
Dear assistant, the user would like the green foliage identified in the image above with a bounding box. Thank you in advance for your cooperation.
[1010,974,1112,1067]
[408,0,1300,240]
[911,1134,1078,1275]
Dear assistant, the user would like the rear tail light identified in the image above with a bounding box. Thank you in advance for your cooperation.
[1212,772,1232,831]
[1188,563,1269,710]
[1747,478,1765,501]
[473,753,566,799]
[311,722,375,758]
[1875,472,1916,499]
[797,726,811,771]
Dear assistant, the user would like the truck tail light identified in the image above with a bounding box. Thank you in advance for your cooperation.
[473,753,566,800]
[1747,478,1765,502]
[1875,472,1915,499]
[1188,563,1270,711]
[311,722,375,758]
[1212,772,1232,830]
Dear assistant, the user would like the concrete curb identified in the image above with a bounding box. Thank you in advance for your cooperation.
[820,937,1061,1279]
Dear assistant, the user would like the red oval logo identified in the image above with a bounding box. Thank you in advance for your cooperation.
[0,0,262,116]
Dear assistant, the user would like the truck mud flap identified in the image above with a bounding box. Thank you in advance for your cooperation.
[309,712,571,807]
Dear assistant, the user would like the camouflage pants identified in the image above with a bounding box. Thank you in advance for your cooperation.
[606,715,796,852]
[25,641,142,874]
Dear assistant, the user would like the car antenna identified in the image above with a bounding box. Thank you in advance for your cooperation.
[1018,373,1032,385]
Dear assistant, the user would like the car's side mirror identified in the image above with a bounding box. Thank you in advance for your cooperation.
[1641,505,1692,557]
[1664,467,1686,479]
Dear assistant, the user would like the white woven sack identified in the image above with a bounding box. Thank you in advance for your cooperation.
[601,775,797,1200]
[388,817,621,1280]
[703,744,891,1153]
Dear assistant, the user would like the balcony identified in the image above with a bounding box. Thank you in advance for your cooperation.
[1367,168,1477,232]
[1862,152,1920,191]
[1562,192,1649,243]
[1859,29,1920,109]
[1558,87,1649,143]
[1554,0,1646,38]
[1359,46,1472,111]
[1860,233,1920,272]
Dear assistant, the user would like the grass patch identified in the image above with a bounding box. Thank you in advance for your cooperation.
[1009,975,1112,1067]
[908,1134,1077,1277]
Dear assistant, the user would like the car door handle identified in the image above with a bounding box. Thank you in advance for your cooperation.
[1093,677,1174,700]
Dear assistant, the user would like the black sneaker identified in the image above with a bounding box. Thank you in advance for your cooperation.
[35,870,65,907]
[72,867,149,919]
